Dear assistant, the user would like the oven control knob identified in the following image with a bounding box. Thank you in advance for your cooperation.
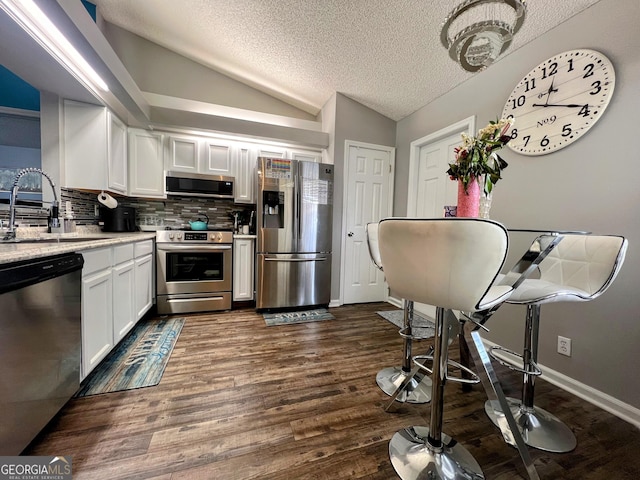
[217,233,222,242]
[176,233,183,240]
[168,233,174,240]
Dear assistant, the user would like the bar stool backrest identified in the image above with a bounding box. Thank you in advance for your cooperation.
[366,222,383,271]
[538,234,627,299]
[378,218,509,313]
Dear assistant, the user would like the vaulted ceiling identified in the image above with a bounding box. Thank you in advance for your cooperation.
[92,0,603,121]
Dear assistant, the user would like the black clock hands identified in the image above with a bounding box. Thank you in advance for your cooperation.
[542,78,558,106]
[535,79,584,108]
[532,103,588,108]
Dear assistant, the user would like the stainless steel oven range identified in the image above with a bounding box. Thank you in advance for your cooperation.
[156,230,233,314]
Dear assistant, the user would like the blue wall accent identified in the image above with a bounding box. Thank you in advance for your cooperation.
[0,65,39,111]
[81,0,97,22]
[0,1,96,111]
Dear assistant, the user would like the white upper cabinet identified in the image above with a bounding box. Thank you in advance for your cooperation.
[63,100,127,194]
[128,128,165,198]
[255,147,321,162]
[108,113,128,193]
[166,134,199,173]
[202,138,233,176]
[289,148,322,163]
[63,100,107,191]
[166,134,233,176]
[235,146,321,204]
[234,145,257,204]
[257,146,287,159]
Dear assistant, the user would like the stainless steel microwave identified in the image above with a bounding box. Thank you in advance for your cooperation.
[166,171,234,199]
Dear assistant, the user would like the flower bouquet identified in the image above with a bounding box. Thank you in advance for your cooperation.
[446,118,513,217]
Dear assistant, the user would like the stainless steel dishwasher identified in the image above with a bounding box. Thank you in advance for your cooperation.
[0,252,83,455]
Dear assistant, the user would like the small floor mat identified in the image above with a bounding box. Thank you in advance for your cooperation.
[377,309,435,339]
[75,317,185,397]
[264,308,335,326]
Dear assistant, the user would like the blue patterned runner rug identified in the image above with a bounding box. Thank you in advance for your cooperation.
[263,308,335,326]
[75,317,185,397]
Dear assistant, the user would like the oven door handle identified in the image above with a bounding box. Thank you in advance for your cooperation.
[157,244,232,252]
[166,296,227,303]
[264,257,328,262]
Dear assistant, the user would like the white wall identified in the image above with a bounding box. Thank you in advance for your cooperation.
[325,93,396,303]
[102,23,317,122]
[396,0,640,408]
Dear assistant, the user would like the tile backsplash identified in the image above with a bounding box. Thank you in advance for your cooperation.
[0,188,255,231]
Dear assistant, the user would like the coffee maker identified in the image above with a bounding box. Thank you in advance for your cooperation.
[100,206,137,232]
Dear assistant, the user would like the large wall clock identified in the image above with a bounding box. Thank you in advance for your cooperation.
[502,49,615,156]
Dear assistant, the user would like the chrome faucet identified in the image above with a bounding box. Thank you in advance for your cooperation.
[4,168,60,241]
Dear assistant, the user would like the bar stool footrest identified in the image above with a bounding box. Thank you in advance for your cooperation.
[413,355,480,385]
[398,326,429,341]
[488,346,542,376]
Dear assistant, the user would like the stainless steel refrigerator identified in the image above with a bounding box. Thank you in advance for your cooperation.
[256,157,333,310]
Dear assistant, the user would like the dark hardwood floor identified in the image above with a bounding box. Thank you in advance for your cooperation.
[26,303,640,479]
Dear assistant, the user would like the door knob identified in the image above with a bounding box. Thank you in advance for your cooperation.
[347,232,354,237]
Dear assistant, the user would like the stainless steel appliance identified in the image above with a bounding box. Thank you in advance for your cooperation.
[256,158,333,310]
[156,229,233,314]
[166,171,234,199]
[0,252,83,455]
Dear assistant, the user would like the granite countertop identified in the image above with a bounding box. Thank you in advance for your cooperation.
[233,234,257,239]
[0,231,156,265]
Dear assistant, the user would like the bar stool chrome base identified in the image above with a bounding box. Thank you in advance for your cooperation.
[389,426,484,480]
[376,367,432,403]
[485,398,577,453]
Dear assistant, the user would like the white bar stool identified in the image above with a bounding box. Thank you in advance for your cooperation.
[485,233,628,453]
[366,222,431,404]
[378,218,513,480]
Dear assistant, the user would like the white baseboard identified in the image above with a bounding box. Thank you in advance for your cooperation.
[328,299,341,308]
[481,337,640,430]
[387,296,402,309]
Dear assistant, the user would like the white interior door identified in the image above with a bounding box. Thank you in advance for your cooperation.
[406,116,475,318]
[415,134,460,217]
[342,141,394,305]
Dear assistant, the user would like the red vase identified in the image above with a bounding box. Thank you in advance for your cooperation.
[457,178,481,218]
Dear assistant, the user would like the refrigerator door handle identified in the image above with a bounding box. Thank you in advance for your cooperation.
[264,257,329,262]
[295,173,301,240]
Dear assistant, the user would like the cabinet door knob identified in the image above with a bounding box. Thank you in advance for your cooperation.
[347,232,354,237]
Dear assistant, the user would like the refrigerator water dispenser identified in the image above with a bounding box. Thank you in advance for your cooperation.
[262,191,284,228]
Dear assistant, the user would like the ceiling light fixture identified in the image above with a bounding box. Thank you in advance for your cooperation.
[440,0,527,72]
[0,0,109,93]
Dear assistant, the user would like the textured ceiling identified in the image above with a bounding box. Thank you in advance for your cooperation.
[92,0,603,121]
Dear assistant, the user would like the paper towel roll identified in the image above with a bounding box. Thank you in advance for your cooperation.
[97,191,118,209]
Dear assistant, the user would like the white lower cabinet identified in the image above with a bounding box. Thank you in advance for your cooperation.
[233,237,255,301]
[81,239,155,380]
[112,243,136,344]
[134,240,154,319]
[81,247,114,380]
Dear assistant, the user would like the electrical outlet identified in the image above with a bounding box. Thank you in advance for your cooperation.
[557,335,572,357]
